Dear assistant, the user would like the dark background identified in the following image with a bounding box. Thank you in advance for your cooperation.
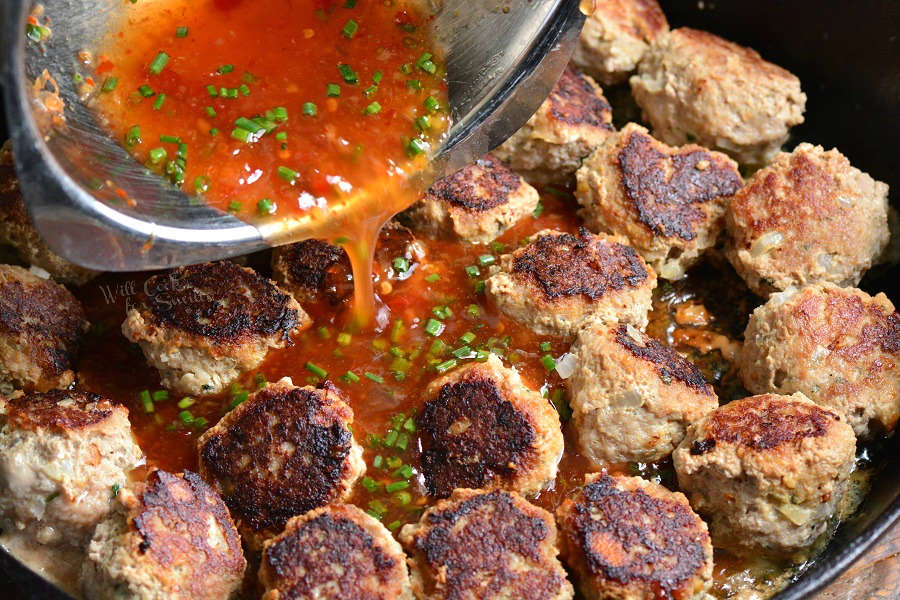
[0,1,898,598]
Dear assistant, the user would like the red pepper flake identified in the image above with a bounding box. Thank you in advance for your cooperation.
[96,60,115,75]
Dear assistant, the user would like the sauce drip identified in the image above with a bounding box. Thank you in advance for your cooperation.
[89,0,449,324]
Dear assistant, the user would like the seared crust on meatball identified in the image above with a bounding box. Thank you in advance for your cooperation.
[576,123,743,279]
[0,265,89,393]
[399,489,573,600]
[630,28,806,167]
[401,155,539,244]
[725,143,890,295]
[122,261,309,395]
[493,67,615,186]
[556,473,713,600]
[271,221,424,305]
[485,228,656,339]
[0,390,143,546]
[573,0,669,85]
[197,378,365,549]
[569,321,717,465]
[0,143,97,285]
[416,355,563,498]
[673,393,856,559]
[740,283,900,439]
[259,504,413,600]
[82,470,246,600]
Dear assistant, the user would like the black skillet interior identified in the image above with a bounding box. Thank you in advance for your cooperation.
[0,1,899,598]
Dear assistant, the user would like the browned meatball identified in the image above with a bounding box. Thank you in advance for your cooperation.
[0,264,89,393]
[416,354,563,498]
[399,489,573,600]
[576,123,743,279]
[572,0,669,85]
[259,504,413,600]
[557,473,714,600]
[493,67,615,186]
[197,378,365,549]
[725,143,890,295]
[122,261,309,395]
[271,221,424,305]
[485,228,656,339]
[82,470,246,600]
[402,155,539,244]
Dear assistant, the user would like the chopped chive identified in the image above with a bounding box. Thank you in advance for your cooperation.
[435,359,457,374]
[139,390,154,413]
[338,63,358,84]
[477,254,496,267]
[385,480,409,493]
[302,102,318,116]
[466,304,480,318]
[406,137,427,156]
[393,464,414,479]
[364,372,384,384]
[25,24,49,43]
[342,370,360,383]
[539,341,552,352]
[234,116,264,133]
[149,52,169,75]
[430,339,447,356]
[465,265,480,278]
[474,280,485,294]
[217,64,234,74]
[272,106,288,121]
[395,432,409,451]
[221,87,239,99]
[194,176,210,193]
[239,83,251,96]
[152,93,166,110]
[424,318,444,337]
[125,125,142,147]
[305,362,327,378]
[344,0,359,7]
[257,197,276,215]
[425,273,440,283]
[415,115,430,131]
[392,256,410,273]
[341,19,359,38]
[101,76,118,92]
[452,346,471,358]
[177,396,195,409]
[317,326,331,339]
[373,455,384,469]
[255,373,267,389]
[229,128,251,144]
[540,354,557,371]
[532,201,545,218]
[336,332,352,346]
[361,476,379,492]
[372,70,383,83]
[387,520,402,531]
[326,83,341,97]
[403,417,416,433]
[148,147,167,164]
[277,166,298,182]
[193,417,209,429]
[424,96,440,112]
[206,84,219,97]
[275,131,287,141]
[209,127,219,136]
[159,134,181,144]
[432,305,452,320]
[227,200,242,212]
[204,105,216,118]
[367,499,388,516]
[178,410,194,425]
[364,85,378,97]
[175,26,188,38]
[400,62,413,74]
[365,101,382,115]
[406,79,422,90]
[384,429,399,447]
[415,52,436,73]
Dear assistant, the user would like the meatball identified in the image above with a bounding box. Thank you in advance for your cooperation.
[82,470,246,600]
[416,354,563,498]
[568,320,718,465]
[485,228,656,339]
[493,67,615,186]
[725,143,890,295]
[740,283,900,439]
[399,488,573,600]
[673,393,856,559]
[259,503,412,600]
[556,473,713,600]
[0,264,89,393]
[271,221,424,305]
[576,123,743,279]
[630,28,806,167]
[572,0,669,85]
[197,378,365,549]
[0,390,143,546]
[0,142,97,285]
[401,154,539,244]
[122,261,309,396]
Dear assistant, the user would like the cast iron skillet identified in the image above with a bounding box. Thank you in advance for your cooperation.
[0,0,898,598]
